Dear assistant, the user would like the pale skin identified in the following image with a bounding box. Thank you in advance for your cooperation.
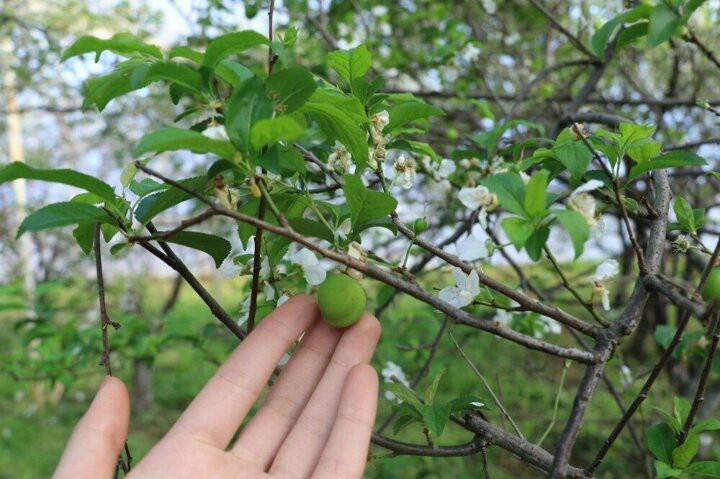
[54,295,381,479]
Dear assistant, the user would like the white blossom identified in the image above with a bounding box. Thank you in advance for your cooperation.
[439,267,481,308]
[347,241,366,279]
[457,233,489,261]
[393,153,417,189]
[493,309,513,327]
[218,257,243,278]
[327,141,353,174]
[381,361,410,402]
[538,316,562,336]
[370,110,390,130]
[277,293,290,307]
[590,259,620,311]
[202,124,229,141]
[568,179,604,227]
[620,365,633,388]
[263,282,275,301]
[291,248,326,286]
[458,185,498,227]
[438,158,456,178]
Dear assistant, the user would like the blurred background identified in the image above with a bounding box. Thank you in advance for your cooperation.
[1,0,720,477]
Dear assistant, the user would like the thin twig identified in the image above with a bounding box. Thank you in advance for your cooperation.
[94,223,117,376]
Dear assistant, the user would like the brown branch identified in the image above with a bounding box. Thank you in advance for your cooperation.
[586,226,720,474]
[371,433,482,457]
[94,223,117,376]
[683,30,720,71]
[678,312,720,442]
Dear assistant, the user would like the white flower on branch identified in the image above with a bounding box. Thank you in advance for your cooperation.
[290,248,326,286]
[263,281,275,301]
[202,124,229,141]
[538,316,562,336]
[347,241,366,279]
[456,233,489,261]
[277,293,290,307]
[589,259,620,311]
[327,141,353,174]
[568,179,604,227]
[458,185,498,227]
[370,110,390,130]
[439,267,481,308]
[381,361,410,402]
[438,158,456,178]
[393,153,417,189]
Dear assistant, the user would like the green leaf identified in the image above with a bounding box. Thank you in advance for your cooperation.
[0,162,117,204]
[675,197,698,235]
[250,116,305,151]
[524,170,549,217]
[627,139,662,164]
[627,151,706,182]
[129,61,202,91]
[673,396,692,424]
[61,33,162,62]
[590,5,651,57]
[134,127,236,160]
[446,395,486,413]
[553,209,590,258]
[655,460,684,479]
[168,46,204,63]
[203,31,270,68]
[135,176,208,223]
[686,461,720,477]
[342,175,397,227]
[619,122,656,145]
[502,216,534,250]
[287,218,335,243]
[482,172,527,217]
[417,403,451,438]
[225,76,274,155]
[328,44,372,85]
[690,418,720,435]
[266,67,318,113]
[392,413,423,434]
[82,61,150,111]
[648,4,681,47]
[160,231,231,268]
[553,140,593,183]
[525,227,550,261]
[350,216,398,238]
[385,100,444,132]
[129,178,164,197]
[423,370,445,406]
[671,433,699,468]
[17,202,114,237]
[302,102,368,169]
[384,383,422,408]
[648,422,677,463]
[617,22,649,50]
[72,222,96,255]
[215,60,255,86]
[681,0,708,23]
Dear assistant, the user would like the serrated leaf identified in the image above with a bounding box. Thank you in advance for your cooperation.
[385,383,422,408]
[385,100,444,132]
[524,170,549,217]
[134,127,236,160]
[648,4,681,47]
[447,395,486,413]
[417,403,451,438]
[553,140,593,183]
[161,231,231,268]
[342,175,397,227]
[72,222,96,255]
[301,101,368,169]
[135,176,208,223]
[129,61,202,91]
[203,31,270,68]
[0,162,116,204]
[648,422,677,463]
[482,171,527,217]
[525,227,550,261]
[627,151,706,182]
[250,116,305,151]
[502,216,534,250]
[17,202,114,237]
[671,433,699,468]
[329,44,372,85]
[61,32,162,62]
[266,67,318,113]
[686,461,720,477]
[225,76,274,155]
[423,370,445,406]
[287,217,335,243]
[553,209,590,258]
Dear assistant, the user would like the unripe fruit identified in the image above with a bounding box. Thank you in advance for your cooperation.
[414,217,428,234]
[702,267,720,302]
[317,274,366,328]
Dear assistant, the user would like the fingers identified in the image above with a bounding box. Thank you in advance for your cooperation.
[313,364,379,479]
[231,318,343,468]
[168,295,319,449]
[53,376,130,479]
[269,313,381,478]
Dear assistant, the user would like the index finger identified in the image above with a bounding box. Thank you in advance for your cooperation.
[167,294,320,448]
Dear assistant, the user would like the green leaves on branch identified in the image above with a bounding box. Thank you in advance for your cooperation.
[156,231,231,268]
[134,128,236,160]
[342,175,397,236]
[250,117,305,151]
[266,67,318,113]
[329,44,372,86]
[626,151,706,182]
[17,202,114,237]
[672,197,705,235]
[225,76,274,156]
[384,100,444,133]
[202,31,270,68]
[61,32,162,62]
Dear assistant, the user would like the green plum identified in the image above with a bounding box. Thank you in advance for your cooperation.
[702,267,720,302]
[317,274,366,328]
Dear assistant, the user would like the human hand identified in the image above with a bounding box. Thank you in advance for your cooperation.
[54,295,381,479]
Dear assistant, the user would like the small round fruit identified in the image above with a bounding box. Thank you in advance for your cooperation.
[317,274,366,328]
[414,217,428,234]
[702,267,720,302]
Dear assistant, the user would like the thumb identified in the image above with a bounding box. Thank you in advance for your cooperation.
[53,376,130,479]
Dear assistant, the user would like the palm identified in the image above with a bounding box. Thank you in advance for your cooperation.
[55,296,381,479]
